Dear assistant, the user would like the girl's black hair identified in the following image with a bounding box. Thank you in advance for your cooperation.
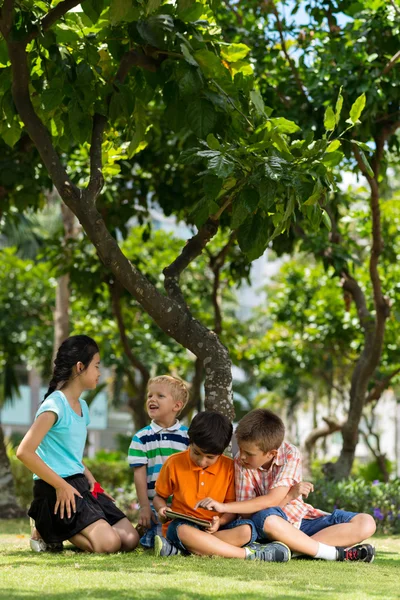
[44,335,99,400]
[188,411,233,455]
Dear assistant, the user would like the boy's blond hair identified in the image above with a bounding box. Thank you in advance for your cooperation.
[148,375,189,413]
[236,408,285,453]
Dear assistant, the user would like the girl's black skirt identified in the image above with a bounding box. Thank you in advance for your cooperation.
[28,474,126,543]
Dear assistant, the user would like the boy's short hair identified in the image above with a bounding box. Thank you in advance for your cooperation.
[236,409,285,453]
[148,375,189,413]
[188,411,233,455]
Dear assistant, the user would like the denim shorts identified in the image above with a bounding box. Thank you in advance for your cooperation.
[166,517,257,554]
[251,507,358,541]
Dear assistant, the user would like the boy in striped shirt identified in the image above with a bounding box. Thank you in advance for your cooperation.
[128,375,189,548]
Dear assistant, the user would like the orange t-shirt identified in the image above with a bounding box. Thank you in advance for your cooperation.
[155,448,235,536]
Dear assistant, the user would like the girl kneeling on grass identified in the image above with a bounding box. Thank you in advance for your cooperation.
[17,335,139,554]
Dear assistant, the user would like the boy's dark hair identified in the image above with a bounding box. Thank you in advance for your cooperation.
[188,411,233,455]
[44,335,99,400]
[236,409,285,453]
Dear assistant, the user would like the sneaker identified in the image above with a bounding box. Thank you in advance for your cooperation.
[154,535,181,557]
[336,543,375,563]
[246,541,291,562]
[30,538,47,553]
[30,538,64,553]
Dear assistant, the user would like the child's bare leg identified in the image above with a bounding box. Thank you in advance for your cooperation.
[69,532,94,552]
[112,517,140,551]
[70,519,121,554]
[213,524,252,548]
[177,524,246,558]
[311,514,376,547]
[263,515,320,556]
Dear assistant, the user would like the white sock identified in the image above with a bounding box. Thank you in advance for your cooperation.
[244,547,252,559]
[314,542,338,561]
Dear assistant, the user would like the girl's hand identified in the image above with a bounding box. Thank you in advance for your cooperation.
[54,483,83,519]
[206,516,220,534]
[158,506,168,524]
[288,481,314,501]
[195,497,225,513]
[85,473,96,492]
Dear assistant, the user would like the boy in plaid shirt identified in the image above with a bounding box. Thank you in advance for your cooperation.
[197,409,376,562]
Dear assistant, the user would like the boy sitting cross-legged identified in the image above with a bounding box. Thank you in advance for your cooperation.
[153,410,290,561]
[197,409,376,562]
[128,375,190,548]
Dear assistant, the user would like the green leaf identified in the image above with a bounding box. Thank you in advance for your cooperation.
[181,44,199,67]
[41,86,64,113]
[220,43,250,62]
[348,93,366,125]
[0,39,9,67]
[303,180,324,206]
[207,153,235,178]
[264,157,285,181]
[186,98,217,138]
[146,0,162,15]
[178,2,206,21]
[237,213,270,261]
[335,86,343,125]
[326,140,341,153]
[1,119,22,147]
[190,197,219,228]
[231,187,259,229]
[359,149,374,178]
[250,89,265,117]
[206,133,220,150]
[81,0,105,24]
[203,174,223,200]
[258,179,277,211]
[136,15,174,48]
[109,0,140,23]
[270,117,301,134]
[352,140,372,152]
[68,101,92,144]
[321,209,332,231]
[193,49,226,80]
[324,106,336,131]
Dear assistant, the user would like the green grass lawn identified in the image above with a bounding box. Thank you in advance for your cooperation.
[1,519,399,600]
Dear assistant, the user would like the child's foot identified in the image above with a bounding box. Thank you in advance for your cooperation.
[336,544,375,562]
[246,541,291,562]
[154,535,181,557]
[30,538,64,553]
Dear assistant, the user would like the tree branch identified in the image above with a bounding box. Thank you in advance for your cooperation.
[85,114,107,202]
[116,49,159,80]
[163,219,219,303]
[382,50,400,76]
[365,367,400,404]
[25,0,83,43]
[390,0,400,17]
[272,5,310,104]
[6,40,80,202]
[0,0,15,37]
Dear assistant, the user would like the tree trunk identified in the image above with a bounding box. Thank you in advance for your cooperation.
[52,205,77,362]
[0,425,25,519]
[302,417,343,479]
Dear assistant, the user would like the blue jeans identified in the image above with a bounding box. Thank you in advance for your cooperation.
[166,518,258,554]
[251,507,358,540]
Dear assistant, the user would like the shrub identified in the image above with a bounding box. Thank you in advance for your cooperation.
[312,478,400,534]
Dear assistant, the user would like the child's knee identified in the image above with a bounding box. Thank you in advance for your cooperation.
[175,524,192,543]
[263,514,284,534]
[353,513,376,538]
[93,531,122,554]
[120,529,139,551]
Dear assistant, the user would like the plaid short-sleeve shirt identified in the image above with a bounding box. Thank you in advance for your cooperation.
[235,441,326,528]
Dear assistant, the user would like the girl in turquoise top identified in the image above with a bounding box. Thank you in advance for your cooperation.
[17,335,139,553]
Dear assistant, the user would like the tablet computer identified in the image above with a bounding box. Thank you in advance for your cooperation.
[164,509,212,529]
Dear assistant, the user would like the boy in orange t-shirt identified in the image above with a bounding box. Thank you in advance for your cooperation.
[153,411,290,561]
